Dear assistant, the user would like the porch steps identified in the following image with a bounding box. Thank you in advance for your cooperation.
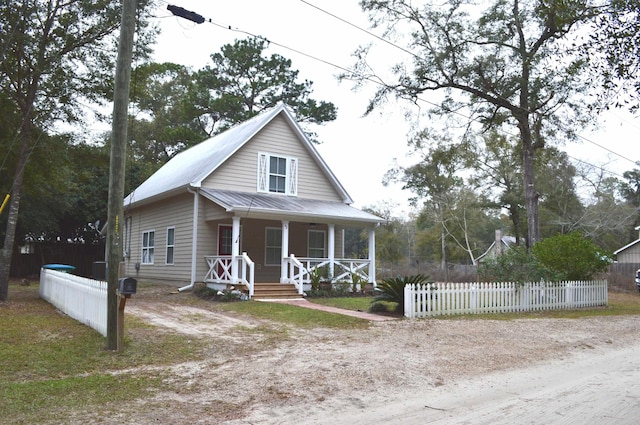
[252,283,303,300]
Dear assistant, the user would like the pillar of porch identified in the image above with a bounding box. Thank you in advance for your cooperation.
[231,216,240,283]
[368,227,376,285]
[328,224,335,279]
[280,220,289,283]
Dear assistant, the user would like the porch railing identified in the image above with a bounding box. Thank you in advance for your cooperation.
[286,255,371,285]
[287,254,306,295]
[204,253,255,297]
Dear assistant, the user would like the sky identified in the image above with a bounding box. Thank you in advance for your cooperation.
[149,0,640,216]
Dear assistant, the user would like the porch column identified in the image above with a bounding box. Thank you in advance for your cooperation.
[328,224,335,279]
[280,220,289,283]
[231,216,240,283]
[368,227,376,285]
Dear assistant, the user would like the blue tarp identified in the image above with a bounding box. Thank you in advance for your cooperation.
[42,264,76,273]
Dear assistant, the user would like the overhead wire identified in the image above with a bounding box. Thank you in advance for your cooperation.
[157,2,636,180]
[296,1,638,173]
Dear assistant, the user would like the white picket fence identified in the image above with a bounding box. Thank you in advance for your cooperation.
[39,268,108,336]
[404,280,608,318]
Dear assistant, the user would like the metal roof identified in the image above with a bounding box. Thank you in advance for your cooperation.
[123,103,352,207]
[200,189,382,226]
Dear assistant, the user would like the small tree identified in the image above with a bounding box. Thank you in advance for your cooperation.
[478,247,555,284]
[531,232,611,280]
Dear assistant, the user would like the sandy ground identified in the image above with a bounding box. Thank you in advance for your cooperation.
[90,288,640,425]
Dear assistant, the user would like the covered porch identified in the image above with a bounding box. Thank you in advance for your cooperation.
[198,189,381,298]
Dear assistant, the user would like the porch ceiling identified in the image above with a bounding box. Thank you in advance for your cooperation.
[200,189,382,226]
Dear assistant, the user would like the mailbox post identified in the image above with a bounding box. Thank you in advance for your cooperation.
[116,277,137,352]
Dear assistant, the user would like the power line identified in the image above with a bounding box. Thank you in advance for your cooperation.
[297,1,639,171]
[161,2,637,179]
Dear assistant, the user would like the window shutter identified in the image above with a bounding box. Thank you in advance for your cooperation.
[288,157,298,196]
[257,153,268,192]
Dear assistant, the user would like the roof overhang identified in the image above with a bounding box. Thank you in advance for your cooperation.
[200,189,382,226]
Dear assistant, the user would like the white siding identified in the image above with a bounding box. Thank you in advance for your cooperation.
[201,116,344,202]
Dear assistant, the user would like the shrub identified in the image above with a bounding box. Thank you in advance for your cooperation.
[368,301,389,313]
[478,246,556,283]
[373,274,430,314]
[532,231,611,281]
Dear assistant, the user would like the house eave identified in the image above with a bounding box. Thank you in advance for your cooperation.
[614,239,640,256]
[124,185,190,209]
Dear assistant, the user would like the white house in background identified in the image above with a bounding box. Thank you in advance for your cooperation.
[122,103,382,299]
[613,225,640,263]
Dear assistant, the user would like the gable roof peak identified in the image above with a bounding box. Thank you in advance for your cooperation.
[124,103,352,207]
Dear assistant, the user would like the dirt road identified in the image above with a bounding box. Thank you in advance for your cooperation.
[239,342,640,424]
[121,290,640,425]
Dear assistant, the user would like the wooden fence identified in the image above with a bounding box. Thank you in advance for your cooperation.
[404,280,608,318]
[39,268,107,336]
[12,241,106,278]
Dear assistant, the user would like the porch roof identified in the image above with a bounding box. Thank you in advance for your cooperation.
[200,189,383,226]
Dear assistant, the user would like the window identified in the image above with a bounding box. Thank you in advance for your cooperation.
[166,227,175,265]
[269,156,287,193]
[142,230,155,264]
[308,230,326,258]
[265,227,282,265]
[257,153,298,196]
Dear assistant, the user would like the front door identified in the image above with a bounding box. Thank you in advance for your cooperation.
[218,225,233,278]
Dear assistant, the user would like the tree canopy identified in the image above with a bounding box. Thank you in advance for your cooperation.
[193,37,337,139]
[0,0,156,301]
[345,0,600,248]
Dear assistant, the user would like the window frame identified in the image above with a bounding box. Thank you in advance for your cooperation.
[265,227,283,266]
[141,230,155,265]
[165,227,175,265]
[307,229,327,258]
[257,152,298,196]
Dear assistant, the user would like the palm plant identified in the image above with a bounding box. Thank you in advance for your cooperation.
[372,274,431,314]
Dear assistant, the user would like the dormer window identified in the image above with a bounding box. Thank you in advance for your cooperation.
[257,152,298,196]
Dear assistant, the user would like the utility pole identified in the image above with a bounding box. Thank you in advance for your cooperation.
[106,0,137,351]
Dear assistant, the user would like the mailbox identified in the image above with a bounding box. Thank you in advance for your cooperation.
[118,277,137,296]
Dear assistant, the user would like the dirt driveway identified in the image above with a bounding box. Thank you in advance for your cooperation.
[100,287,640,424]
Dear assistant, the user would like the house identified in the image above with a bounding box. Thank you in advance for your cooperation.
[122,103,382,298]
[476,230,517,263]
[613,226,640,263]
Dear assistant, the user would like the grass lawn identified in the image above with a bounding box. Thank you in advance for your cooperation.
[307,295,398,313]
[0,283,207,423]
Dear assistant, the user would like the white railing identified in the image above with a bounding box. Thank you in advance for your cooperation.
[332,259,371,282]
[39,268,108,336]
[288,256,371,285]
[287,254,306,295]
[204,255,233,282]
[204,253,255,297]
[404,280,608,318]
[238,252,255,297]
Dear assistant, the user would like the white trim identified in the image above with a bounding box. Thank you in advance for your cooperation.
[141,229,155,265]
[281,221,290,283]
[265,226,283,266]
[614,239,640,255]
[369,227,376,284]
[257,152,298,196]
[308,229,326,258]
[165,227,175,265]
